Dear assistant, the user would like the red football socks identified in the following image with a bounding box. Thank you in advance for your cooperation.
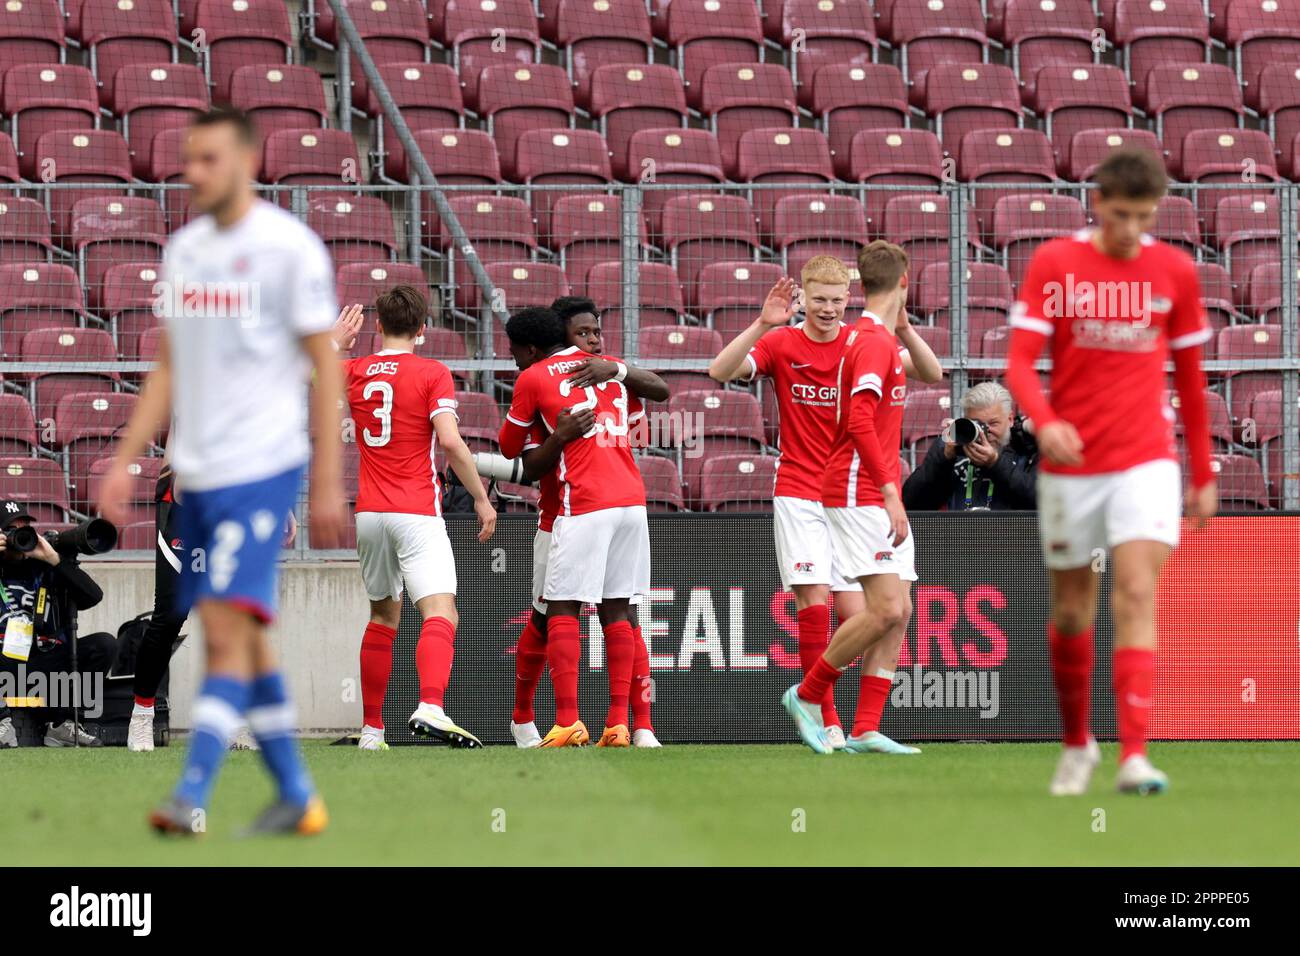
[1049,622,1094,748]
[415,616,456,707]
[359,621,396,728]
[797,604,840,727]
[630,624,654,732]
[603,619,635,729]
[1113,647,1155,762]
[512,617,547,724]
[548,615,582,727]
[851,673,893,738]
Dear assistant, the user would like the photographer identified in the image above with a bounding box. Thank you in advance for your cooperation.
[0,502,115,747]
[903,382,1039,511]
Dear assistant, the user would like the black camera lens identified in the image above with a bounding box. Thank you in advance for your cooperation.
[953,418,983,445]
[5,525,38,553]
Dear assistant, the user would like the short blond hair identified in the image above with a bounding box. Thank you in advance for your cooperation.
[800,255,851,288]
[856,240,909,296]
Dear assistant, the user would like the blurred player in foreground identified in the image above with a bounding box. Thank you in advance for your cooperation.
[507,297,668,748]
[100,108,346,835]
[713,256,941,752]
[499,308,652,747]
[781,242,924,754]
[1005,148,1217,796]
[331,288,497,752]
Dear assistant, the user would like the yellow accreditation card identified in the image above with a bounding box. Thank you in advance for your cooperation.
[2,615,33,662]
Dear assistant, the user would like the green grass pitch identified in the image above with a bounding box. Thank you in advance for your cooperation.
[9,741,1299,865]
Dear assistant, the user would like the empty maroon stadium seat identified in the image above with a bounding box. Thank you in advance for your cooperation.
[452,390,503,454]
[641,324,725,363]
[892,0,988,106]
[0,393,38,455]
[333,0,430,109]
[780,0,878,93]
[86,455,162,526]
[550,193,629,290]
[666,388,767,492]
[34,129,132,243]
[0,0,63,90]
[0,456,68,523]
[70,196,166,309]
[230,64,328,147]
[336,262,430,322]
[477,63,574,182]
[261,129,361,206]
[699,63,797,178]
[624,127,724,237]
[3,64,97,181]
[914,262,1013,333]
[80,0,174,108]
[1067,127,1161,181]
[771,193,867,275]
[438,195,538,308]
[584,261,684,352]
[1151,194,1200,256]
[1219,323,1283,422]
[556,0,652,109]
[0,133,18,183]
[808,63,908,173]
[661,193,760,309]
[1197,261,1238,330]
[637,454,685,511]
[0,262,86,356]
[666,0,763,108]
[54,391,138,500]
[364,62,462,183]
[1034,63,1132,177]
[1215,194,1280,291]
[0,195,53,265]
[882,193,974,281]
[1166,387,1233,448]
[444,0,538,112]
[1256,62,1300,162]
[697,453,776,511]
[925,62,1021,154]
[591,64,689,181]
[406,128,501,236]
[102,261,163,367]
[1114,0,1209,104]
[513,127,612,238]
[486,262,570,353]
[1182,129,1280,234]
[413,328,472,382]
[848,128,945,234]
[112,63,208,180]
[1002,0,1096,101]
[957,128,1057,240]
[695,261,785,339]
[308,193,398,267]
[195,0,293,102]
[991,193,1087,284]
[146,126,192,228]
[1225,0,1300,102]
[1210,453,1270,508]
[20,327,119,425]
[902,387,953,462]
[1145,63,1244,179]
[735,128,834,239]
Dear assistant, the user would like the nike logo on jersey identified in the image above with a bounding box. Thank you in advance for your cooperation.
[791,362,813,369]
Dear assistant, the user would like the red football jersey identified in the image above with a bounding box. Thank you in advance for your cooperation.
[822,315,907,508]
[746,323,850,500]
[1012,231,1211,476]
[523,421,562,533]
[499,346,646,516]
[345,350,458,515]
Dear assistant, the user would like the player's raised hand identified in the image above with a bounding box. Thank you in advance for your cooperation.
[759,277,799,327]
[567,357,618,389]
[96,462,134,528]
[475,496,497,543]
[330,303,365,352]
[1185,480,1218,530]
[1037,420,1084,467]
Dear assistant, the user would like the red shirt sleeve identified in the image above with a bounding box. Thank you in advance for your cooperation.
[499,369,539,459]
[845,334,895,491]
[1006,243,1059,428]
[1167,255,1215,488]
[745,331,777,380]
[427,361,458,421]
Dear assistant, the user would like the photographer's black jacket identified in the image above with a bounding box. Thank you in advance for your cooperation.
[903,428,1039,512]
[0,556,103,652]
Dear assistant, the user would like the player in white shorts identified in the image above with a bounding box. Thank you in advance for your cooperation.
[1006,148,1218,797]
[333,287,497,751]
[500,307,657,748]
[781,242,932,755]
[711,255,940,751]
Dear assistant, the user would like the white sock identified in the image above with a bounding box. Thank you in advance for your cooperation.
[361,724,384,737]
[132,703,155,717]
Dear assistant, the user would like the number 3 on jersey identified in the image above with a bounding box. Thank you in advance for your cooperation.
[363,380,393,447]
[559,378,629,439]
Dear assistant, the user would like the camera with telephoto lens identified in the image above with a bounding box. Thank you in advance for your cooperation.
[4,518,118,556]
[952,417,987,446]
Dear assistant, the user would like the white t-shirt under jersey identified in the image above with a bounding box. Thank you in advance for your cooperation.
[161,199,337,491]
